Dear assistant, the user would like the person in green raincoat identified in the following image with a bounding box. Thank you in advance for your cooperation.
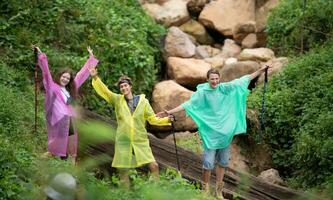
[88,65,171,185]
[157,64,271,199]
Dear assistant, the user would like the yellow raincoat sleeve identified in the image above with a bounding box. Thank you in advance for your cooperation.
[92,77,119,106]
[144,99,171,126]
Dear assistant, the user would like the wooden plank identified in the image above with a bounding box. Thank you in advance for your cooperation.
[80,110,310,200]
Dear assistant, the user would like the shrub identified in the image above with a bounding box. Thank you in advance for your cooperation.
[267,0,333,55]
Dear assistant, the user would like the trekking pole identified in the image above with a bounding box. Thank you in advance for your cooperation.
[170,114,180,171]
[34,47,38,134]
[258,67,269,143]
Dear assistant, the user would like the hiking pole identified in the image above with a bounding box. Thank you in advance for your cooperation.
[34,47,38,134]
[258,66,269,143]
[170,114,180,171]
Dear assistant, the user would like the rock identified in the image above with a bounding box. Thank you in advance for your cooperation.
[219,39,242,59]
[142,0,190,27]
[152,80,197,131]
[233,21,256,43]
[167,57,212,87]
[204,57,225,69]
[258,169,284,185]
[225,57,238,65]
[220,61,260,82]
[187,0,210,18]
[195,45,221,59]
[238,48,275,62]
[241,33,259,48]
[179,19,214,45]
[164,26,196,58]
[256,0,280,32]
[199,0,255,36]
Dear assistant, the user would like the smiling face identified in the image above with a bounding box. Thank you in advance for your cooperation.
[119,82,132,96]
[208,73,220,89]
[59,72,71,87]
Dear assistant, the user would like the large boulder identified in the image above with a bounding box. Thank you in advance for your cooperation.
[238,48,275,62]
[199,0,255,36]
[179,20,214,45]
[164,27,196,58]
[167,57,211,87]
[220,61,260,82]
[219,39,242,59]
[152,80,197,131]
[233,21,256,43]
[142,0,190,27]
[195,45,221,59]
[204,57,225,69]
[256,0,280,32]
[187,0,210,18]
[241,33,259,48]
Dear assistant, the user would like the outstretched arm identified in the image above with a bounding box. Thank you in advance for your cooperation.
[33,45,54,89]
[249,61,272,81]
[74,46,99,89]
[156,105,184,118]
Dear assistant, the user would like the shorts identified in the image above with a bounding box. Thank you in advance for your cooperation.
[202,145,230,170]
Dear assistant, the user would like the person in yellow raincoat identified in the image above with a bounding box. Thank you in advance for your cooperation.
[88,65,171,184]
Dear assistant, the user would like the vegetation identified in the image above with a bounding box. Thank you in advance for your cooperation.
[247,0,333,196]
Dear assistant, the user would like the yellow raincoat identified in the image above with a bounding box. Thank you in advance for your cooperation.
[92,77,171,168]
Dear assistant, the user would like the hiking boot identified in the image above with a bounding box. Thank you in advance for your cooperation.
[215,182,225,200]
[202,183,210,196]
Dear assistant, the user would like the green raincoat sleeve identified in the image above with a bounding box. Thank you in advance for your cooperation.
[181,75,251,150]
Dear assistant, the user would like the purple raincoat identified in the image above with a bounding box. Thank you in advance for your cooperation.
[38,53,98,157]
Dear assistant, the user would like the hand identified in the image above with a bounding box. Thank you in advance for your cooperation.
[156,110,169,118]
[89,65,97,77]
[31,44,42,53]
[87,46,93,56]
[260,60,273,71]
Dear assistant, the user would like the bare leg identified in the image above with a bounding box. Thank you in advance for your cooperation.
[118,169,130,189]
[202,169,211,194]
[67,135,76,164]
[215,165,225,199]
[148,162,159,180]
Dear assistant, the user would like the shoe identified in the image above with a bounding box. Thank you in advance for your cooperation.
[202,183,210,196]
[215,182,225,200]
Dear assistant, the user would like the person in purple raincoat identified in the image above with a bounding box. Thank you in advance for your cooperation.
[34,46,99,162]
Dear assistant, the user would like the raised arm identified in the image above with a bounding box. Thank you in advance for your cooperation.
[89,65,118,105]
[74,46,99,89]
[34,46,54,89]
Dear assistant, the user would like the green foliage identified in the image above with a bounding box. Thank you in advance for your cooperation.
[248,42,333,191]
[267,0,333,55]
[0,0,166,117]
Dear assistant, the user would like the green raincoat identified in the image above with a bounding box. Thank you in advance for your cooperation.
[181,75,250,150]
[92,77,171,168]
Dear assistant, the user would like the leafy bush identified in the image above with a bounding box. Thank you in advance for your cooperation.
[267,0,333,55]
[248,41,333,191]
[0,0,166,117]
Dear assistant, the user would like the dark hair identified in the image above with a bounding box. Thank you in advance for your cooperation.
[117,75,132,86]
[206,68,220,79]
[54,68,77,99]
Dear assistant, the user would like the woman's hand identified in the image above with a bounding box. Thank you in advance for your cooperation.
[87,46,93,56]
[31,44,42,53]
[89,65,98,77]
